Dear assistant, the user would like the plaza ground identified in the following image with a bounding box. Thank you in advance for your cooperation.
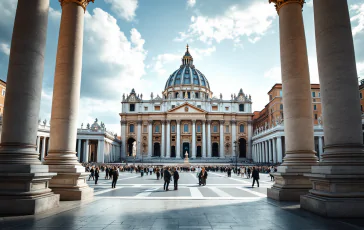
[1,171,364,230]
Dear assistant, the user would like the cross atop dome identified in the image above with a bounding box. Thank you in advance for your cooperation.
[182,44,193,65]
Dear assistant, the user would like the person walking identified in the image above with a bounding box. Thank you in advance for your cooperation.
[105,167,109,180]
[111,166,119,188]
[199,167,208,186]
[88,166,95,181]
[247,167,251,179]
[269,166,275,181]
[252,167,260,188]
[163,167,171,191]
[156,167,160,180]
[95,167,100,185]
[173,167,179,190]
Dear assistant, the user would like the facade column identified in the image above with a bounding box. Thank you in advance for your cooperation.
[176,120,181,158]
[77,139,81,160]
[137,121,142,158]
[97,140,104,163]
[44,0,94,201]
[268,139,272,164]
[261,142,264,163]
[36,136,41,153]
[219,120,224,158]
[84,139,89,163]
[268,0,317,201]
[161,120,165,158]
[207,120,212,157]
[247,121,253,159]
[202,120,206,158]
[148,120,153,158]
[0,0,60,215]
[317,136,323,159]
[231,120,236,156]
[252,144,255,162]
[166,120,171,158]
[264,141,268,163]
[276,136,283,163]
[272,138,277,163]
[192,120,196,158]
[41,137,46,162]
[301,0,364,217]
[120,120,126,159]
[258,143,262,162]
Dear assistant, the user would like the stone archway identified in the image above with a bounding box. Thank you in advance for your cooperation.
[154,142,161,157]
[212,142,219,157]
[127,137,136,157]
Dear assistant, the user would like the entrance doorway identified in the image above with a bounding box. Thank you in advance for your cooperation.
[171,146,176,157]
[183,142,190,158]
[127,137,135,156]
[154,142,160,157]
[239,138,247,158]
[196,146,202,157]
[212,143,219,157]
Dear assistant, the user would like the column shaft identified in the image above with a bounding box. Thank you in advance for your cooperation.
[272,138,277,163]
[219,120,224,158]
[137,121,142,158]
[166,121,171,158]
[176,120,181,158]
[202,121,206,158]
[121,121,126,158]
[231,121,236,156]
[77,139,81,160]
[192,120,196,158]
[148,121,153,157]
[277,137,283,163]
[207,121,212,157]
[161,121,165,157]
[268,139,272,164]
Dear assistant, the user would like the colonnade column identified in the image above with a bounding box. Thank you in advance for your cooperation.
[259,143,262,162]
[166,121,171,158]
[148,120,153,158]
[44,0,94,201]
[252,144,255,162]
[276,136,283,163]
[264,141,268,163]
[231,120,236,157]
[137,121,142,158]
[41,137,47,161]
[192,120,196,158]
[202,121,206,158]
[207,120,212,157]
[77,139,81,160]
[161,120,165,158]
[301,0,364,217]
[272,138,277,163]
[219,120,224,158]
[247,121,253,159]
[84,139,89,163]
[120,120,126,159]
[0,0,60,214]
[317,136,323,159]
[37,136,41,153]
[176,120,181,158]
[268,139,272,164]
[268,0,317,201]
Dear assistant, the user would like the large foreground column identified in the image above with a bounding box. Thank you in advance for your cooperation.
[267,0,317,201]
[0,0,60,215]
[301,0,364,217]
[44,0,94,201]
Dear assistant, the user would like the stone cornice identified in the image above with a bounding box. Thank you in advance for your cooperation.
[268,0,305,14]
[59,0,95,12]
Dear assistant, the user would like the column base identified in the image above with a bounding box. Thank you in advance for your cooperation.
[267,165,313,201]
[48,165,94,201]
[0,164,60,215]
[301,165,364,217]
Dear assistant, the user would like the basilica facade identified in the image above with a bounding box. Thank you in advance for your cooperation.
[120,46,253,160]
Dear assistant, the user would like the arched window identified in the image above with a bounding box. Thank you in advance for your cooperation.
[155,125,160,133]
[239,124,245,133]
[239,104,244,112]
[184,124,189,132]
[129,124,135,133]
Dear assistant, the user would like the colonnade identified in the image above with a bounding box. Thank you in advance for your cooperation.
[36,136,50,161]
[252,137,283,163]
[268,0,364,217]
[76,138,120,163]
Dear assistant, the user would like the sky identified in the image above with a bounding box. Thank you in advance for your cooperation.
[0,0,363,135]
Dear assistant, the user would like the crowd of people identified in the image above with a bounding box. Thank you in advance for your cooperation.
[82,163,277,189]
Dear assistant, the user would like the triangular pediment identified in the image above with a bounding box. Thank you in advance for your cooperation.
[167,102,206,114]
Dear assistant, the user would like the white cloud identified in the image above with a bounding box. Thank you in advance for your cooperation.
[357,61,364,80]
[104,0,138,21]
[176,2,277,46]
[187,0,196,8]
[306,0,313,7]
[350,3,364,36]
[0,43,10,55]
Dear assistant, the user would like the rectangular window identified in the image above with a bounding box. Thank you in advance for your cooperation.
[313,98,316,102]
[197,105,201,109]
[225,125,229,133]
[154,106,160,111]
[171,125,176,133]
[312,92,316,97]
[314,105,317,110]
[155,125,160,133]
[184,124,189,132]
[279,90,282,97]
[314,114,318,120]
[212,106,218,111]
[318,92,321,97]
[225,107,229,111]
[269,95,272,101]
[144,106,148,111]
[172,136,176,141]
[1,89,5,96]
[197,125,201,133]
[172,105,175,109]
[129,124,135,133]
[213,125,218,133]
[361,93,363,99]
[239,104,244,112]
[143,125,147,133]
[129,104,135,111]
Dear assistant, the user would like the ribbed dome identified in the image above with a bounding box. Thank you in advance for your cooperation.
[164,45,210,90]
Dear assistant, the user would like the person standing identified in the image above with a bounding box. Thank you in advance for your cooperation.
[95,167,100,185]
[247,167,251,179]
[173,167,179,190]
[199,167,208,186]
[111,166,119,188]
[252,167,259,188]
[164,167,171,191]
[105,167,109,180]
[88,166,95,181]
[156,167,160,180]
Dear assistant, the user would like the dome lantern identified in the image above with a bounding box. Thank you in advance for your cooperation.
[182,44,193,66]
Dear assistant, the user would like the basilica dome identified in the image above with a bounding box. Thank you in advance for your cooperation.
[164,45,210,90]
